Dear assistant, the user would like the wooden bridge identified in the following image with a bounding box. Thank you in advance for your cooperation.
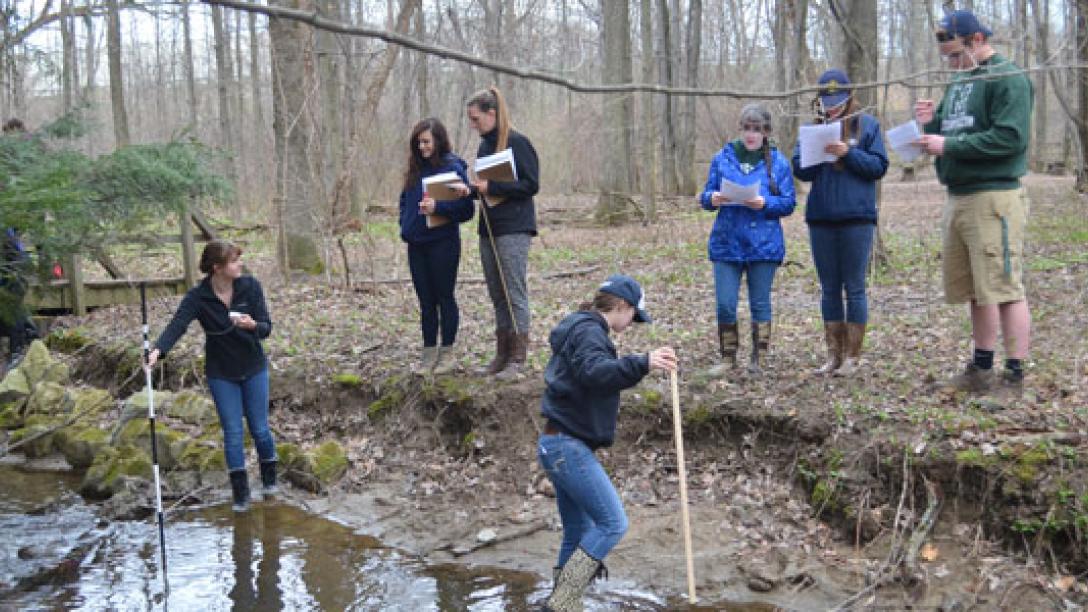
[25,207,218,316]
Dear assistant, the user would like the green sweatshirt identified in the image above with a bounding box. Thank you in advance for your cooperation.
[923,54,1034,195]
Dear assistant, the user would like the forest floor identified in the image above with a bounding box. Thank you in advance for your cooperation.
[21,171,1088,609]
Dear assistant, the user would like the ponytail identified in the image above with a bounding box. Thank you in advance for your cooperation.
[762,140,780,197]
[467,86,513,150]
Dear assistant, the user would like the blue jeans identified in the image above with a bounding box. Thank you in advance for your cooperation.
[808,223,874,323]
[537,433,628,566]
[408,238,461,346]
[207,368,276,472]
[712,261,778,324]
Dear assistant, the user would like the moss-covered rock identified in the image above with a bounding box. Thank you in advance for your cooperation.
[117,387,176,431]
[10,416,63,458]
[332,373,363,387]
[55,426,110,469]
[25,381,71,416]
[19,340,70,387]
[80,445,153,499]
[44,327,93,353]
[310,441,348,485]
[0,368,30,404]
[285,441,348,492]
[114,419,188,471]
[170,390,215,426]
[0,400,24,429]
[70,387,113,419]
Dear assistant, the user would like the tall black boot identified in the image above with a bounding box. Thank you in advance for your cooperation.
[229,469,250,513]
[259,460,279,499]
[748,321,771,375]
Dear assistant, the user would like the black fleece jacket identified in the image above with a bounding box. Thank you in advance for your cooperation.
[475,128,540,238]
[154,275,271,381]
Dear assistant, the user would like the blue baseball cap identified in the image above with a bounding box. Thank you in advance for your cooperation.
[939,10,992,39]
[817,69,851,109]
[598,274,651,323]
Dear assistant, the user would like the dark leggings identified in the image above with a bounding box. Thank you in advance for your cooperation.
[408,238,461,347]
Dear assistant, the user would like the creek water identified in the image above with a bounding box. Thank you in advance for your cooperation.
[0,465,774,610]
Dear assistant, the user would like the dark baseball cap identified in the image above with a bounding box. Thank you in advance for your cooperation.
[598,274,652,323]
[938,10,992,39]
[817,69,851,109]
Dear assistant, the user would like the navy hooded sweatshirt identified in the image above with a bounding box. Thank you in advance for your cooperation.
[398,153,476,245]
[540,311,651,450]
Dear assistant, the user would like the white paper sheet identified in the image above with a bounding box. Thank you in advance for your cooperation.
[885,120,924,163]
[718,178,760,206]
[798,122,842,168]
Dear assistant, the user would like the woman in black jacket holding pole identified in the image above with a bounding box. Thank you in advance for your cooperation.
[146,239,276,512]
[465,86,540,378]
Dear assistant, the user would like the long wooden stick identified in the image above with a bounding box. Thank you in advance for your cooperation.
[670,370,696,603]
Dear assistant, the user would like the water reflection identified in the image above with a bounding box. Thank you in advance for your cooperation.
[0,466,768,610]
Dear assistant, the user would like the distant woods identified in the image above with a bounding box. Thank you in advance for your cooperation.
[2,0,1086,273]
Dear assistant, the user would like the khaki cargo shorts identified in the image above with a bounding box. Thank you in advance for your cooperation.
[941,187,1030,305]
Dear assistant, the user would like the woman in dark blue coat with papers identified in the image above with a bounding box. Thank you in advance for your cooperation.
[398,118,475,375]
[699,103,796,375]
[465,86,540,379]
[791,69,888,378]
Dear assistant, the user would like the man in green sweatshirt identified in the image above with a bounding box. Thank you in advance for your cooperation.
[914,10,1033,397]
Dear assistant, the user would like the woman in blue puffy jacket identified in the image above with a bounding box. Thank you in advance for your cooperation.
[791,70,888,377]
[398,118,475,375]
[699,103,796,374]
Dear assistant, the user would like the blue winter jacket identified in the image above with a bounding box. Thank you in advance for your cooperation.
[699,143,796,264]
[791,113,889,224]
[540,311,651,450]
[398,153,475,245]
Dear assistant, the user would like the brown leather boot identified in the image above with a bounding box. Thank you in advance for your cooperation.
[496,332,529,379]
[477,329,511,375]
[815,321,845,375]
[748,321,771,374]
[709,323,739,375]
[835,322,866,377]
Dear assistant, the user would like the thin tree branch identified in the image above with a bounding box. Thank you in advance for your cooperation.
[203,0,1088,99]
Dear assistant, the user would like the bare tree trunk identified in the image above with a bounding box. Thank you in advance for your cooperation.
[181,0,198,128]
[1075,0,1088,190]
[596,0,635,224]
[211,6,236,156]
[1030,0,1049,171]
[248,11,264,127]
[83,12,96,100]
[836,0,877,111]
[676,0,701,194]
[106,0,130,147]
[60,0,75,112]
[655,0,680,194]
[414,6,428,116]
[640,0,658,221]
[269,0,323,273]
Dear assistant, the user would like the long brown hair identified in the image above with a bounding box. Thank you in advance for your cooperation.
[403,118,453,191]
[467,86,512,151]
[738,103,780,197]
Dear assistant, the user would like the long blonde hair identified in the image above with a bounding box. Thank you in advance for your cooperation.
[467,86,512,151]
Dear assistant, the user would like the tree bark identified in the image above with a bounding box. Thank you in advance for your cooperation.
[211,6,237,157]
[655,0,680,194]
[60,0,75,112]
[1075,0,1088,190]
[181,0,198,128]
[640,0,658,221]
[106,0,130,147]
[1030,0,1049,171]
[676,0,701,195]
[596,0,635,224]
[269,0,323,273]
